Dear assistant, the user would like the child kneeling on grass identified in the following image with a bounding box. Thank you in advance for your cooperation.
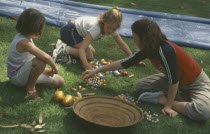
[7,8,64,99]
[53,7,145,69]
[82,19,210,121]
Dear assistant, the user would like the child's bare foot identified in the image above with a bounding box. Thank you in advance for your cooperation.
[27,88,40,99]
[158,96,167,105]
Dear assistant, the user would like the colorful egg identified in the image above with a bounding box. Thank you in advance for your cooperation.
[81,88,86,91]
[71,88,77,91]
[54,90,65,102]
[122,71,128,76]
[78,85,82,89]
[100,59,105,63]
[62,95,74,106]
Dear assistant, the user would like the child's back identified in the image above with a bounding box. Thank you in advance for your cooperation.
[7,34,35,77]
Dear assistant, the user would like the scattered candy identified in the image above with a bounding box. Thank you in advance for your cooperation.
[118,93,160,124]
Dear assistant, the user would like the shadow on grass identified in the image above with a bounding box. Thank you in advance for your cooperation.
[0,81,28,106]
[0,81,55,106]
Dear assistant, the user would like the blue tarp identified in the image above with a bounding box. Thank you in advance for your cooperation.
[1,0,210,49]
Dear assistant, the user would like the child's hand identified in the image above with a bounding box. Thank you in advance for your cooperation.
[161,106,178,117]
[53,66,59,74]
[43,69,54,77]
[82,70,97,80]
[84,64,94,70]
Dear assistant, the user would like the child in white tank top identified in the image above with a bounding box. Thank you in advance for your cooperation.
[7,8,64,99]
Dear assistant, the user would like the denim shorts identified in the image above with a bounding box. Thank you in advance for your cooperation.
[60,21,83,46]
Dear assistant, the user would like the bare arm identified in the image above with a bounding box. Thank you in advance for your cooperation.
[17,40,58,73]
[161,82,179,117]
[113,35,132,56]
[114,35,146,66]
[166,82,179,107]
[82,60,123,79]
[78,33,93,69]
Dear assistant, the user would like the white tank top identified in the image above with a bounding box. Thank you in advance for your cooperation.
[7,34,35,77]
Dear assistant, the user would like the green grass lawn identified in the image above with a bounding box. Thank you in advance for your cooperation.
[1,0,210,134]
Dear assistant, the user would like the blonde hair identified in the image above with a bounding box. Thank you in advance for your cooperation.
[98,7,122,29]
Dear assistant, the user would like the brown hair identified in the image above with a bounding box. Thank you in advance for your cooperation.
[98,7,122,31]
[16,8,45,36]
[131,19,167,58]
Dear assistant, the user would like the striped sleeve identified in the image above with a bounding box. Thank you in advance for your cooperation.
[120,49,147,69]
[159,44,179,84]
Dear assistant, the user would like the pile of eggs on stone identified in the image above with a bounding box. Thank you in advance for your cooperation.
[118,93,159,123]
[53,90,82,107]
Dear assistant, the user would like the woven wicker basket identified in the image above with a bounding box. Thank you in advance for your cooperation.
[73,96,143,127]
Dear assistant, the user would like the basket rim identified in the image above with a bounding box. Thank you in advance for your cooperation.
[73,96,143,127]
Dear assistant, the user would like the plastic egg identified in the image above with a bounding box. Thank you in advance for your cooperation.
[94,62,99,66]
[89,61,95,65]
[54,90,65,102]
[81,88,86,91]
[100,59,105,63]
[103,61,108,65]
[122,71,128,76]
[76,92,82,98]
[71,88,77,91]
[62,95,74,106]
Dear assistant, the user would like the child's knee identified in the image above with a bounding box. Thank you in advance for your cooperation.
[186,101,210,121]
[53,75,65,87]
[32,58,46,69]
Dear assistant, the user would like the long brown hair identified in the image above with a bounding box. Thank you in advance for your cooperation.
[131,19,167,58]
[16,8,45,36]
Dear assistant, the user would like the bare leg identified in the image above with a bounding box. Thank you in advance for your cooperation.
[42,74,65,88]
[25,58,46,98]
[67,43,95,60]
[26,58,46,89]
[68,47,80,58]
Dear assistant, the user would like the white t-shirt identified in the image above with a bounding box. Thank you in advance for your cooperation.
[74,16,118,40]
